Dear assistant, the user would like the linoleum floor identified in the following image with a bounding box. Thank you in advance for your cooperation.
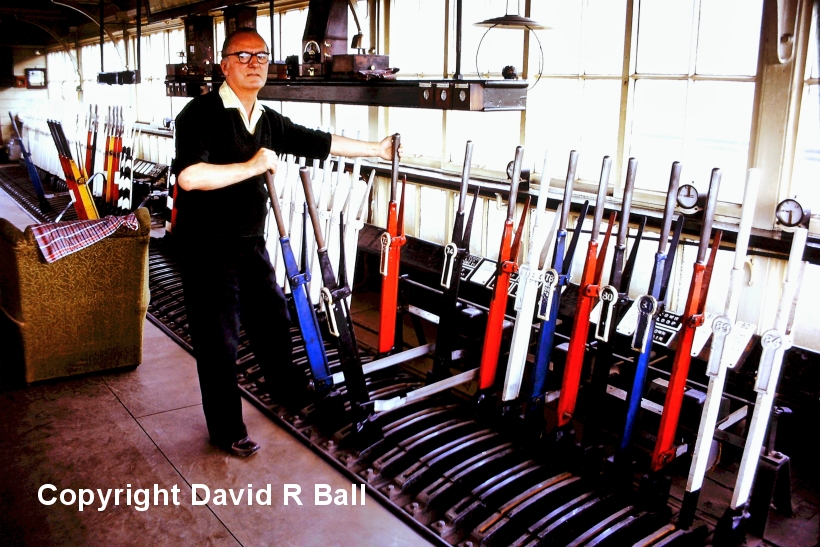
[0,182,431,547]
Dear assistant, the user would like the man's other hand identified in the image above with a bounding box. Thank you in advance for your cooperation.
[378,135,404,162]
[248,148,279,176]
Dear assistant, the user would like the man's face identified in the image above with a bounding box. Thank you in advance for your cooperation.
[221,33,269,94]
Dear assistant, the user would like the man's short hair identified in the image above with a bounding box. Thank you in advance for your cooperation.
[221,28,268,58]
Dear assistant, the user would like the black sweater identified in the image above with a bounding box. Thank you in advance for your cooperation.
[172,91,332,239]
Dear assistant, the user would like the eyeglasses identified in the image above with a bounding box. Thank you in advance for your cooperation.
[224,51,270,64]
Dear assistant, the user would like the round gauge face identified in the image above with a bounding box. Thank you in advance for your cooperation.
[775,198,804,227]
[677,184,699,209]
[440,89,447,101]
[459,90,467,102]
[506,160,515,180]
[423,89,430,100]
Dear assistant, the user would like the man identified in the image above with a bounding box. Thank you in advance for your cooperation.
[173,28,401,457]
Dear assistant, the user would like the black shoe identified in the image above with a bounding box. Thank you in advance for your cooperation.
[226,436,260,458]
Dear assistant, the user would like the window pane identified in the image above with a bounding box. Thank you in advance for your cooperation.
[808,6,819,80]
[445,110,522,172]
[577,79,622,181]
[388,107,442,160]
[583,0,627,75]
[630,80,687,192]
[280,8,308,60]
[525,78,619,181]
[278,102,324,133]
[531,0,582,75]
[793,264,820,350]
[348,2,370,55]
[683,81,754,203]
[168,28,185,64]
[696,0,762,76]
[460,0,524,77]
[636,0,695,74]
[391,0,445,77]
[333,104,369,140]
[215,20,225,61]
[793,85,820,210]
[418,186,447,244]
[525,78,582,180]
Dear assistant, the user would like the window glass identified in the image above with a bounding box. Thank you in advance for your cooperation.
[445,110,522,172]
[460,0,523,77]
[280,8,308,60]
[168,28,185,64]
[793,263,820,350]
[334,104,369,140]
[418,186,447,243]
[215,20,225,61]
[348,1,370,54]
[636,0,696,74]
[630,80,687,193]
[630,79,754,202]
[696,0,763,76]
[682,81,755,203]
[576,79,622,181]
[794,8,820,214]
[582,0,627,75]
[524,78,619,182]
[390,0,445,76]
[525,78,582,180]
[531,0,582,75]
[793,85,820,211]
[388,107,442,160]
[279,102,324,131]
[809,8,819,80]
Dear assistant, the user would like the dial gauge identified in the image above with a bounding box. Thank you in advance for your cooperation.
[775,198,806,227]
[506,160,515,181]
[677,184,700,209]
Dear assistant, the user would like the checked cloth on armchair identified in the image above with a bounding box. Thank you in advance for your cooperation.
[30,214,140,263]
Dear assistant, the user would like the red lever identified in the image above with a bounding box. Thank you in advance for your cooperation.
[651,230,723,470]
[478,197,530,391]
[556,212,616,426]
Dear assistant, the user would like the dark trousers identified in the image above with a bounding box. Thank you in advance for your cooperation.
[177,236,296,446]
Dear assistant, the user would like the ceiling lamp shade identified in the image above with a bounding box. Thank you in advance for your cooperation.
[474,14,549,30]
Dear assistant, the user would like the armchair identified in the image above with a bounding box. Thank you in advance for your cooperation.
[0,208,151,383]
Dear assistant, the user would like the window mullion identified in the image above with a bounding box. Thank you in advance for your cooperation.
[689,0,701,77]
[747,0,802,231]
[784,0,816,202]
[616,0,639,195]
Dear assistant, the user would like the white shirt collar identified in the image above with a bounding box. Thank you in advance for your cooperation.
[219,81,264,134]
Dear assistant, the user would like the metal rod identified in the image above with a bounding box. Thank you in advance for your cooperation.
[658,161,681,254]
[697,168,721,263]
[618,158,637,247]
[590,156,612,241]
[560,151,578,231]
[265,171,287,237]
[136,0,141,80]
[507,146,524,221]
[99,0,104,71]
[268,0,276,59]
[300,167,326,250]
[391,133,401,200]
[458,140,473,211]
[454,0,463,79]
